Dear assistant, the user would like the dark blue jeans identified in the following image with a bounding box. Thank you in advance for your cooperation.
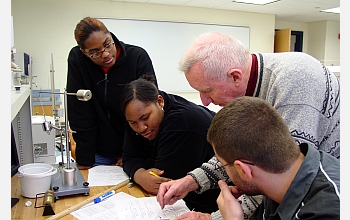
[92,154,117,166]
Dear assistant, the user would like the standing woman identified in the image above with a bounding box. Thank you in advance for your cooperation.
[66,17,157,169]
[120,74,221,213]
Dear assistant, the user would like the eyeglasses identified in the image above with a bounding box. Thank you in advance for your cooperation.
[89,41,115,58]
[213,159,255,171]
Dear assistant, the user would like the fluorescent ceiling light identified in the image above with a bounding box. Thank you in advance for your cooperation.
[320,7,340,14]
[232,0,280,5]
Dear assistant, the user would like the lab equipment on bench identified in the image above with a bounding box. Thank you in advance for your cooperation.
[39,88,92,199]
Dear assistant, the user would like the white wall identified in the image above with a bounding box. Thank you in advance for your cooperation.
[324,21,340,66]
[307,20,340,66]
[11,0,274,94]
[275,20,309,53]
[275,20,340,66]
[98,18,250,93]
[11,0,339,112]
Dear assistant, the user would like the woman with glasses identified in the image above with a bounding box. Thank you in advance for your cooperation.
[120,74,221,213]
[66,17,157,170]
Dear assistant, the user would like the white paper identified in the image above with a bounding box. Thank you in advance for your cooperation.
[71,192,135,218]
[87,165,129,186]
[71,192,189,220]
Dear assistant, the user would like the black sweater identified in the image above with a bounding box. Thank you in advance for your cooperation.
[66,32,157,166]
[122,91,220,213]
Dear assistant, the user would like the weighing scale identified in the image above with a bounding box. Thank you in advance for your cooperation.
[50,162,90,199]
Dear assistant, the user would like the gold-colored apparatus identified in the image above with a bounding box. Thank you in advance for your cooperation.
[34,190,56,216]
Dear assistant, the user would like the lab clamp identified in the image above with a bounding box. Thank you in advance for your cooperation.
[39,89,92,199]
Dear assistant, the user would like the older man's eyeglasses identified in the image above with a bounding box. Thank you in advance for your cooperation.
[89,41,115,58]
[214,159,255,171]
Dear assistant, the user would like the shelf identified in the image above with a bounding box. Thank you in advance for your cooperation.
[11,85,31,122]
[11,84,34,165]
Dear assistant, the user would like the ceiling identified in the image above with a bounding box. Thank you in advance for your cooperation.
[108,0,340,23]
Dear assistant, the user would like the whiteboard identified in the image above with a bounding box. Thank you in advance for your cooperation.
[99,18,250,92]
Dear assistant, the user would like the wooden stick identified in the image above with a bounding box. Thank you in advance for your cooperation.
[46,179,130,220]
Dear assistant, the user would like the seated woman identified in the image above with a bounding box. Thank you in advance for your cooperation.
[120,74,221,213]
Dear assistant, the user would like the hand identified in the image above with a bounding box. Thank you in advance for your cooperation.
[216,180,244,220]
[75,163,92,170]
[157,175,199,209]
[115,157,123,166]
[134,168,171,195]
[175,211,211,220]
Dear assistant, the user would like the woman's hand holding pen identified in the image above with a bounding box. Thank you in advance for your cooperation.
[134,168,171,195]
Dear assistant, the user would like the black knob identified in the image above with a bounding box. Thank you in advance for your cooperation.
[83,182,89,187]
[52,186,59,191]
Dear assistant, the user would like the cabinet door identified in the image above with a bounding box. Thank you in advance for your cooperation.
[274,28,291,52]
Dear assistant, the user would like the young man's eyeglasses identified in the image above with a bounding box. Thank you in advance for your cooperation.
[89,41,115,58]
[214,159,255,171]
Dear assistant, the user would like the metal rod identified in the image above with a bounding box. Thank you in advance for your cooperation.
[39,91,77,96]
[59,130,64,164]
[50,53,57,118]
[64,89,71,169]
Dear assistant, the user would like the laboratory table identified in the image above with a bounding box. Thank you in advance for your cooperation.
[11,165,151,220]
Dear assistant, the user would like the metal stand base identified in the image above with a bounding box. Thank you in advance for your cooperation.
[51,163,90,199]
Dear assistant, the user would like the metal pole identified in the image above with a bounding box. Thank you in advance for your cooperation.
[50,53,57,118]
[64,89,71,169]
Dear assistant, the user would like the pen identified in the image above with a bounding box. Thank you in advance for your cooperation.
[93,190,115,204]
[149,171,160,177]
